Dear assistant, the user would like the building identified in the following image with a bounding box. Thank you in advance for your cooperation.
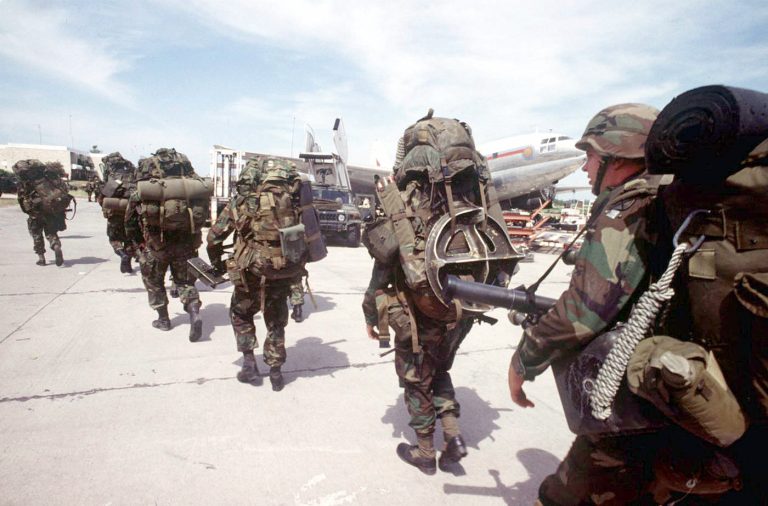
[0,143,104,180]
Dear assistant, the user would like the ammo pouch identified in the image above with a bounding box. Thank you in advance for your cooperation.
[627,335,748,448]
[362,217,398,264]
[101,180,121,198]
[225,256,248,291]
[278,223,307,265]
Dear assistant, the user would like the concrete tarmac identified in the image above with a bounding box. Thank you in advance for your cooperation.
[0,200,576,505]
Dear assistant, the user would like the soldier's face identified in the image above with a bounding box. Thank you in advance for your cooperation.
[583,149,603,193]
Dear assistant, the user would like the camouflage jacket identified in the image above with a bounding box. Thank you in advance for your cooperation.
[516,173,664,378]
[362,260,397,327]
[124,190,200,251]
[206,198,238,262]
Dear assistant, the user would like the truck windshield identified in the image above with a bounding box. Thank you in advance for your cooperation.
[312,188,351,204]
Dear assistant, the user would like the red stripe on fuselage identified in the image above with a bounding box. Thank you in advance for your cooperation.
[487,147,528,160]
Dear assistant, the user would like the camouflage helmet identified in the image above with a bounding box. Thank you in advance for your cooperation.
[12,159,47,181]
[576,103,659,159]
[236,157,263,194]
[262,157,294,183]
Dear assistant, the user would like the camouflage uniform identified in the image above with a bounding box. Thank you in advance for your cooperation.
[363,262,470,439]
[510,104,664,505]
[15,161,70,265]
[207,158,306,390]
[99,153,140,265]
[124,150,203,339]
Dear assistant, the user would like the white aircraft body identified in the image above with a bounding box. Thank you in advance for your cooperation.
[478,132,586,207]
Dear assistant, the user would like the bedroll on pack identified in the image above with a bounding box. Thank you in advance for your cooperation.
[101,197,130,218]
[298,180,327,262]
[137,177,212,233]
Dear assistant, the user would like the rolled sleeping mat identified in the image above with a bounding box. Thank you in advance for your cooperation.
[137,178,212,201]
[646,85,768,182]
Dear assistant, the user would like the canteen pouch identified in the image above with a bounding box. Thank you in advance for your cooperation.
[627,335,748,447]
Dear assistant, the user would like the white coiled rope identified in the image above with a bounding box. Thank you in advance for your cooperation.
[589,241,689,420]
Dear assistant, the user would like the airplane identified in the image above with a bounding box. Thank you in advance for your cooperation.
[478,132,585,209]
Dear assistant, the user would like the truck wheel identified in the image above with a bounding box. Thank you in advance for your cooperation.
[346,225,360,248]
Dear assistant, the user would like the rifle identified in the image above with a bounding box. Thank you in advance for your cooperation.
[442,274,668,436]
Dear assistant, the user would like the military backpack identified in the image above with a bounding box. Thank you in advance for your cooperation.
[13,160,73,214]
[368,111,515,321]
[230,158,307,280]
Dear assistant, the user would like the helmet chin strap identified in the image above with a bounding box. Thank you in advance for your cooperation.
[592,156,612,195]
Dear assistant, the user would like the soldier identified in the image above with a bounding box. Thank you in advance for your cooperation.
[207,158,308,392]
[125,148,209,342]
[85,175,99,202]
[14,160,73,266]
[99,152,140,273]
[363,114,520,475]
[507,104,663,504]
[641,84,768,504]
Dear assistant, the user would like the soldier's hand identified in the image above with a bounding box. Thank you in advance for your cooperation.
[366,324,379,340]
[509,366,535,408]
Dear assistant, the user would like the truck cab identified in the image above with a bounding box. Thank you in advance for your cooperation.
[299,151,362,247]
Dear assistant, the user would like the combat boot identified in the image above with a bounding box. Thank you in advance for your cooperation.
[151,306,172,331]
[438,435,468,472]
[36,254,46,266]
[291,304,303,323]
[186,302,203,342]
[53,245,64,266]
[237,353,261,385]
[269,366,284,392]
[396,443,437,475]
[117,250,132,273]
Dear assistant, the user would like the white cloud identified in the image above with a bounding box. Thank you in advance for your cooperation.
[0,1,134,104]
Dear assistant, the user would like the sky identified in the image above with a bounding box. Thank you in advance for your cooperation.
[1,0,767,191]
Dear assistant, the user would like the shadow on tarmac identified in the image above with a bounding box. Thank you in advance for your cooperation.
[304,293,335,313]
[443,449,560,505]
[381,386,508,449]
[62,256,108,266]
[60,235,93,239]
[197,302,230,341]
[281,336,349,384]
[229,336,350,385]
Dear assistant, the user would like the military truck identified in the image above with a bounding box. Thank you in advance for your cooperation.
[300,151,362,247]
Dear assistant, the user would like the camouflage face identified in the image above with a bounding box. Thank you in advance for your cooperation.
[576,103,659,159]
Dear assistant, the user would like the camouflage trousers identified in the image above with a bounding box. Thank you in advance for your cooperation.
[537,433,660,506]
[537,426,768,505]
[138,244,200,310]
[230,270,295,368]
[390,302,472,438]
[289,277,304,306]
[27,213,65,254]
[106,216,136,258]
